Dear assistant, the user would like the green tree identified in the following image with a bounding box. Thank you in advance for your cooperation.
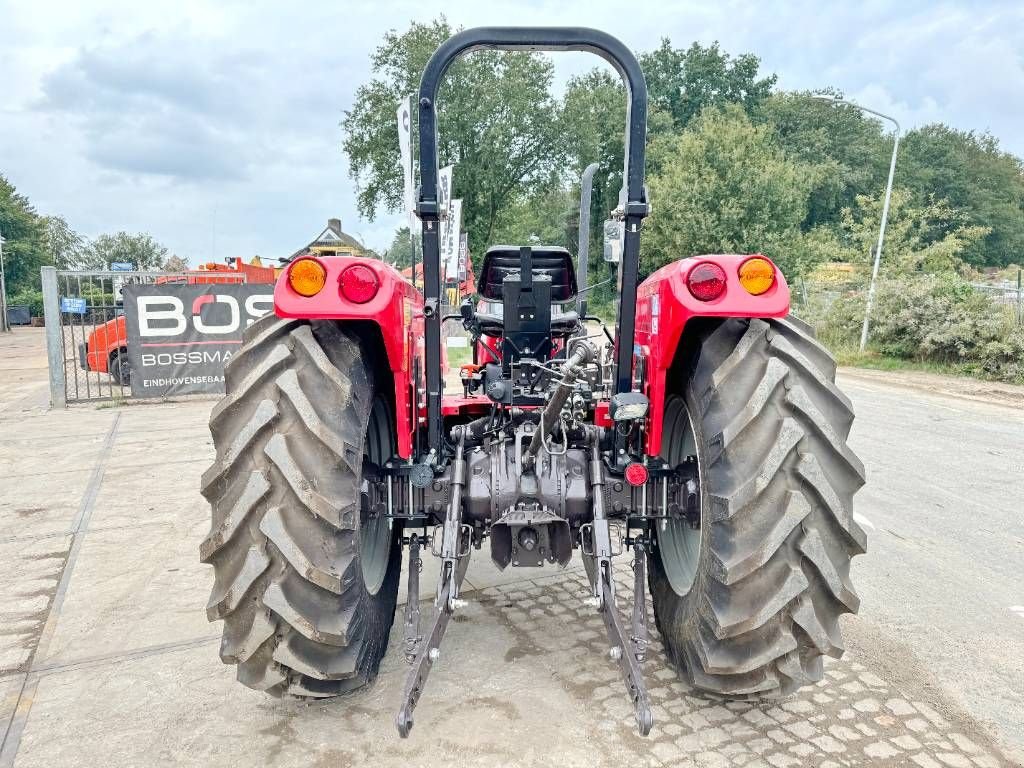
[820,188,989,276]
[898,124,1024,268]
[561,70,629,258]
[42,215,87,270]
[341,19,566,258]
[640,40,776,132]
[491,187,576,248]
[757,92,890,228]
[561,40,775,253]
[84,232,169,271]
[0,175,48,292]
[385,227,415,269]
[643,106,815,276]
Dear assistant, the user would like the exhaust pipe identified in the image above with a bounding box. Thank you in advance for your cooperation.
[577,162,599,319]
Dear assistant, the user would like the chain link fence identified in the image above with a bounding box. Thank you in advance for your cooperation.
[968,280,1024,326]
[792,274,1023,329]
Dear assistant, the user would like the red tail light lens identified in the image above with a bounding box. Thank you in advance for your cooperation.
[687,262,727,302]
[340,264,380,304]
[624,462,649,487]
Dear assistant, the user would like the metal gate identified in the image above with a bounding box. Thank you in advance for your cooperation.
[41,266,246,406]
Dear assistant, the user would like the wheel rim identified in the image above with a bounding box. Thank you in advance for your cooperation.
[359,396,393,596]
[359,480,391,595]
[657,400,702,597]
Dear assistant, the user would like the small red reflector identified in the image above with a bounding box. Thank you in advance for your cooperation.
[687,262,727,302]
[340,264,380,304]
[624,463,649,487]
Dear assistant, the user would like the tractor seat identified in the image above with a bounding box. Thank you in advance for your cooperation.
[477,246,578,302]
[475,301,580,338]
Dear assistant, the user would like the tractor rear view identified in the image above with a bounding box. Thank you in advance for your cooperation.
[200,27,865,737]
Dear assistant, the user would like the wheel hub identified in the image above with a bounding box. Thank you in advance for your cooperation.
[359,464,391,595]
[657,404,703,597]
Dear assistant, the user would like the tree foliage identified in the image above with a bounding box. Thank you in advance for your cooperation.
[42,215,87,271]
[0,175,48,292]
[385,226,415,269]
[757,92,890,228]
[162,254,190,272]
[644,106,815,276]
[341,19,566,257]
[640,40,777,133]
[84,232,170,271]
[898,124,1024,268]
[826,189,989,276]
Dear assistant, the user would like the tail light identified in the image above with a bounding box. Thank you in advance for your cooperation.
[340,264,380,304]
[624,462,649,487]
[287,258,327,297]
[738,256,775,295]
[687,262,726,302]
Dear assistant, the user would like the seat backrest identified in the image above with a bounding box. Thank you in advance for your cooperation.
[477,246,578,302]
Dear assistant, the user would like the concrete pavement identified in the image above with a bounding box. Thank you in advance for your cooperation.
[1,326,1022,767]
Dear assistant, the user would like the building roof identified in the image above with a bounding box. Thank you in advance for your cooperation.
[289,218,364,260]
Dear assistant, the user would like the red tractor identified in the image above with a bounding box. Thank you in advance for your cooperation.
[200,28,864,737]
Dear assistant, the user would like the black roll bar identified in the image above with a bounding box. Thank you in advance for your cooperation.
[416,27,649,452]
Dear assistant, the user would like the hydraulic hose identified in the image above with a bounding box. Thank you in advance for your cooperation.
[524,342,593,466]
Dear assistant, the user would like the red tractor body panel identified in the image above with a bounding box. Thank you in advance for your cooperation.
[274,253,791,460]
[274,256,425,459]
[634,254,790,456]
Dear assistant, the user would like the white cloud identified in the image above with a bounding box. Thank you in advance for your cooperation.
[1,0,1021,263]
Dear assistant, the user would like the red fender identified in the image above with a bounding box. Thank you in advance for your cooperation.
[274,256,424,459]
[634,254,791,457]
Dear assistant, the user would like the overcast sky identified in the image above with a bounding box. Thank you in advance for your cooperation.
[1,0,1021,263]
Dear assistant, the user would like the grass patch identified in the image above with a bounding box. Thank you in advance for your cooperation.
[830,344,991,380]
[446,345,472,369]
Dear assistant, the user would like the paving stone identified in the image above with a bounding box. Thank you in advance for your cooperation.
[811,735,846,754]
[915,701,952,728]
[788,743,815,757]
[828,724,859,741]
[949,733,981,754]
[783,720,817,739]
[864,741,901,759]
[886,697,918,716]
[906,717,931,733]
[853,697,881,713]
[893,734,924,750]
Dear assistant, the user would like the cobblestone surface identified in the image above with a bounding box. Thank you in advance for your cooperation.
[1,329,1021,767]
[0,535,69,675]
[464,570,1014,768]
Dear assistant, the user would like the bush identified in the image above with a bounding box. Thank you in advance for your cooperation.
[814,275,1024,383]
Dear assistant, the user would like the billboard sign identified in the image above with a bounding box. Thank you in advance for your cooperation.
[122,283,273,397]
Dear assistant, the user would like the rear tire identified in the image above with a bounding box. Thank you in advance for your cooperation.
[200,315,401,697]
[649,316,866,696]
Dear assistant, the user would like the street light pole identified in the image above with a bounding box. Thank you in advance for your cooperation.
[813,94,900,351]
[0,233,10,333]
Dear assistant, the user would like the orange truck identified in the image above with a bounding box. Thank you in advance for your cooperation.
[78,259,278,385]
